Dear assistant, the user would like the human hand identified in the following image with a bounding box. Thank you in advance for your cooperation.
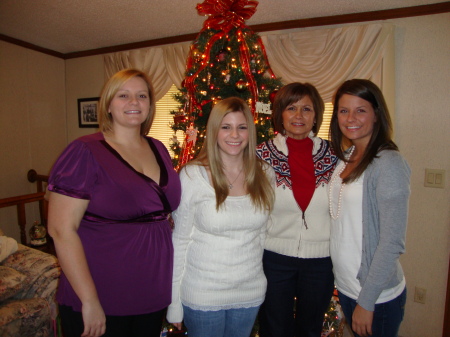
[352,304,373,336]
[81,300,106,337]
[172,322,183,330]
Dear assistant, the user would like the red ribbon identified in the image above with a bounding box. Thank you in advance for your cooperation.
[177,124,197,168]
[197,0,258,32]
[238,29,258,114]
[184,32,226,117]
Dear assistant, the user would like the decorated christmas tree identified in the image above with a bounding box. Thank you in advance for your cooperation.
[170,0,283,168]
[321,289,345,337]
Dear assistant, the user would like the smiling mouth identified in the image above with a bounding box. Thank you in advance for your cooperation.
[226,141,241,146]
[125,110,141,114]
[291,122,305,126]
[347,126,361,130]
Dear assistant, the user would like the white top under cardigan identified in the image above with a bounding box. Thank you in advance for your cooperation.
[166,164,275,323]
[330,162,405,304]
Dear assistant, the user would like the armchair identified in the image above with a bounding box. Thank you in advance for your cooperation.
[0,243,60,337]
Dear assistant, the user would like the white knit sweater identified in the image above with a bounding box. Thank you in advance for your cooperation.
[166,164,274,323]
[256,133,338,258]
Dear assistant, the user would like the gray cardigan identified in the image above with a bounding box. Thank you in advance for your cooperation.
[356,150,411,311]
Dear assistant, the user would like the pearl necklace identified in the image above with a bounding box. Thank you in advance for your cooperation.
[329,146,355,220]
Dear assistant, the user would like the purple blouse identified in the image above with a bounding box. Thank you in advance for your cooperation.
[48,132,181,315]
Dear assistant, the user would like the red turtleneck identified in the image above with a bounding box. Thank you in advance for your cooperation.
[286,136,315,212]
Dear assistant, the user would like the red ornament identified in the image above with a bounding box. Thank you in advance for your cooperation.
[216,49,228,62]
[235,79,247,92]
[173,115,186,124]
[269,90,279,104]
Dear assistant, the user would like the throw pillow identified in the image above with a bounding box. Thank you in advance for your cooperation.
[0,266,26,302]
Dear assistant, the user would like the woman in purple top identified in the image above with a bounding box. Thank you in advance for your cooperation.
[48,69,181,337]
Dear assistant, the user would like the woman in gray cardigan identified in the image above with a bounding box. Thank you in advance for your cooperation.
[328,79,410,337]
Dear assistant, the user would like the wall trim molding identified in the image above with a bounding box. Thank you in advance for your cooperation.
[1,2,449,60]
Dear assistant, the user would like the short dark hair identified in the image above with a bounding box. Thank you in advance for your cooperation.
[272,82,324,136]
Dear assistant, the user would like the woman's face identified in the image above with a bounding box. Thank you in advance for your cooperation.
[217,111,249,160]
[337,94,377,147]
[108,76,150,130]
[281,96,315,140]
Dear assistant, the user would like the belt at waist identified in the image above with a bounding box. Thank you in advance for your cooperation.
[83,210,170,224]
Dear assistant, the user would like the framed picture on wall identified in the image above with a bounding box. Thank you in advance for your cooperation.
[78,97,100,128]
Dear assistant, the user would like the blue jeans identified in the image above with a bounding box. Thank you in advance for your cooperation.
[183,304,259,337]
[338,287,407,337]
[259,250,335,337]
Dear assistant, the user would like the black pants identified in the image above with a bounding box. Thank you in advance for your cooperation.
[59,305,165,337]
[259,250,334,337]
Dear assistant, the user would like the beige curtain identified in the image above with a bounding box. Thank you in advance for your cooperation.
[103,24,393,102]
[104,42,191,101]
[260,23,394,102]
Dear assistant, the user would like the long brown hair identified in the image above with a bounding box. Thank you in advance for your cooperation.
[190,97,274,211]
[98,68,156,136]
[330,79,398,183]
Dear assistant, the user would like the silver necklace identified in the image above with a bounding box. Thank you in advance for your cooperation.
[226,168,243,189]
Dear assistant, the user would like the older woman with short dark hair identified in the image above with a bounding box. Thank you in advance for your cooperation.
[256,82,338,337]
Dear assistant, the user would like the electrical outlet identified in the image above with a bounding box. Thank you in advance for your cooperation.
[414,287,426,304]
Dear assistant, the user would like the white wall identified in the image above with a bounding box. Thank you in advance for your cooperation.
[65,55,105,142]
[392,13,450,337]
[0,11,448,336]
[0,41,66,239]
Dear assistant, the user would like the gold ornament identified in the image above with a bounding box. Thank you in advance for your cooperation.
[192,48,201,61]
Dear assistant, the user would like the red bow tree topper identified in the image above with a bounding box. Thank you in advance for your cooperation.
[196,0,258,32]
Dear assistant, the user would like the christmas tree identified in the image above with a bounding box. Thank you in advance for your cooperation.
[170,0,283,167]
[321,289,345,337]
[164,2,346,336]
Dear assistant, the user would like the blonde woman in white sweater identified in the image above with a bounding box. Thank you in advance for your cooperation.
[166,97,275,337]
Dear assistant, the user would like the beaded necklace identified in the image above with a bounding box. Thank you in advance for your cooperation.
[329,146,355,220]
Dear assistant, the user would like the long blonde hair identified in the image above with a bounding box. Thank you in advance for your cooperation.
[190,97,274,211]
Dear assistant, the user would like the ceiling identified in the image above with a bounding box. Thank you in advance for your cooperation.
[0,0,447,55]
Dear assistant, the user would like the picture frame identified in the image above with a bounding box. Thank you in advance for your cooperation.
[78,97,100,128]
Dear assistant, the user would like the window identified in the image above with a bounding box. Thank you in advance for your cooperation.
[317,102,333,140]
[150,86,334,156]
[148,84,181,154]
